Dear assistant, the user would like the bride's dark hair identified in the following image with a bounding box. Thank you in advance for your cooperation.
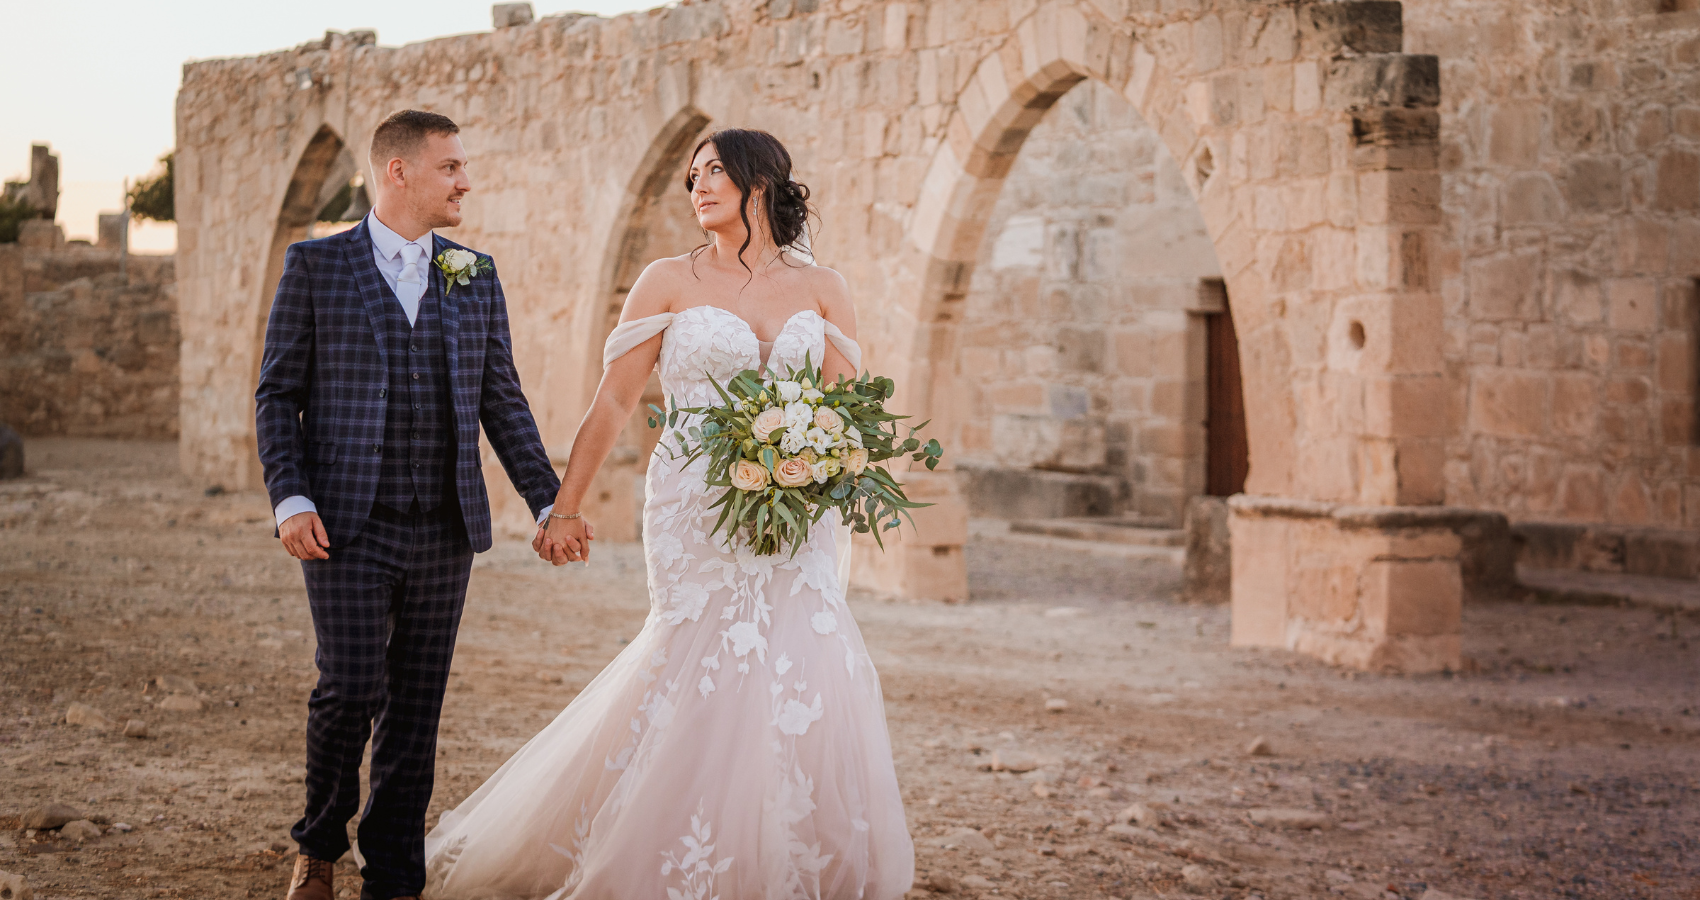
[684,128,815,275]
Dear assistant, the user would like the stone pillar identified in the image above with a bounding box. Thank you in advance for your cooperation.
[1222,3,1455,671]
[98,213,128,251]
[26,144,60,219]
[1229,495,1464,672]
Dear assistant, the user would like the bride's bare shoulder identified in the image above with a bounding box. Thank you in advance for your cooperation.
[620,255,697,321]
[796,263,853,318]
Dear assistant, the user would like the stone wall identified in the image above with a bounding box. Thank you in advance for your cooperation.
[173,0,1473,666]
[0,240,179,439]
[948,78,1220,523]
[1402,0,1700,528]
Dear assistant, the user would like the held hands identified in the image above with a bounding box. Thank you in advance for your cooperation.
[534,515,594,565]
[279,512,331,560]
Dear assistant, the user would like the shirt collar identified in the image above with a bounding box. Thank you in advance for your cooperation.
[367,211,433,261]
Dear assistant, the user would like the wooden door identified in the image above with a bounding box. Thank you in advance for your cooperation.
[1205,292,1249,497]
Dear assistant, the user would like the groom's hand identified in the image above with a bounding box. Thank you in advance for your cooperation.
[535,518,593,565]
[280,512,331,560]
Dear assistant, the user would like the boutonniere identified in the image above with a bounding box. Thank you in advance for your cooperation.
[434,248,492,296]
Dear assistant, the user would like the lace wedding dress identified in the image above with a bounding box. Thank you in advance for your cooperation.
[422,305,914,899]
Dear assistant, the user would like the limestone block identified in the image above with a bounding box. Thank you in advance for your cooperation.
[1467,368,1546,439]
[1488,105,1540,168]
[1297,2,1402,57]
[1654,149,1700,211]
[17,220,63,250]
[1606,278,1659,331]
[1323,55,1439,112]
[1360,559,1461,637]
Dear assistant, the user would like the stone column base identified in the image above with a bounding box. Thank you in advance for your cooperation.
[851,469,968,603]
[1228,495,1481,673]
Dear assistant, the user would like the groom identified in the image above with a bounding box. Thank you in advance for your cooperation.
[256,109,574,900]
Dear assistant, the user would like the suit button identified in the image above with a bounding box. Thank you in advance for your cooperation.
[413,403,421,410]
[412,372,420,380]
[412,462,420,469]
[410,344,419,352]
[378,388,387,398]
[372,444,381,453]
[412,431,420,440]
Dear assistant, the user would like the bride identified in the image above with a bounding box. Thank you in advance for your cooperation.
[421,129,915,899]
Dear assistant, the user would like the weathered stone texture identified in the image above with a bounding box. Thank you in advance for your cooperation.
[1405,0,1700,528]
[946,79,1218,524]
[0,244,178,439]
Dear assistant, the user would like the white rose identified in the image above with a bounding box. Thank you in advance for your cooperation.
[446,249,477,270]
[752,407,785,442]
[779,429,807,455]
[776,381,802,403]
[808,460,829,484]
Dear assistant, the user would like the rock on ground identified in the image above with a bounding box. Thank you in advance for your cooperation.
[20,804,83,830]
[0,869,33,900]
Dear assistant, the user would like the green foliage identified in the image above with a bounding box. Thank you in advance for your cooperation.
[0,194,39,243]
[128,152,174,223]
[652,358,947,557]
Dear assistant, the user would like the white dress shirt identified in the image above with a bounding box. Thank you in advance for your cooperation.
[274,213,553,529]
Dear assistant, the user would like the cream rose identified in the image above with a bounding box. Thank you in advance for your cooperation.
[813,406,843,433]
[845,448,870,476]
[774,457,813,488]
[730,460,769,492]
[752,406,785,442]
[445,248,478,270]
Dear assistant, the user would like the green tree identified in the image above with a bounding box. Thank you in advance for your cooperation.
[128,152,174,222]
[0,194,38,243]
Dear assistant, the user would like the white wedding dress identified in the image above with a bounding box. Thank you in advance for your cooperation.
[422,305,914,899]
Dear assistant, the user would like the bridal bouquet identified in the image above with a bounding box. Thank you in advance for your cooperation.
[650,358,944,556]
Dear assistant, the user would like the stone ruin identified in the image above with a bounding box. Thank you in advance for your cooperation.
[167,0,1700,672]
[0,144,180,440]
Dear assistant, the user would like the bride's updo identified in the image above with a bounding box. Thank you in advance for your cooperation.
[685,128,815,271]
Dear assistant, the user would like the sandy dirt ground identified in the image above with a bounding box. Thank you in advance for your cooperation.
[2,440,1697,900]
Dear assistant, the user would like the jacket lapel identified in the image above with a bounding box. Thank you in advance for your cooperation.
[433,235,462,387]
[344,220,393,370]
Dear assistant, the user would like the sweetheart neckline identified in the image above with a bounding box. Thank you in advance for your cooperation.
[675,305,821,344]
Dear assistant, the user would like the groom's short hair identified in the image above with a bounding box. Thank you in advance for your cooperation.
[369,110,460,170]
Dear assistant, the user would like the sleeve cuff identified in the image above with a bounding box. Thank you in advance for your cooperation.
[275,496,318,527]
[537,504,553,527]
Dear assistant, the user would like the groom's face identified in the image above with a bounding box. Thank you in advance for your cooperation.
[402,133,472,229]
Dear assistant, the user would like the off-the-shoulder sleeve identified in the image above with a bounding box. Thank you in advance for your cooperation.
[603,312,675,368]
[821,319,863,373]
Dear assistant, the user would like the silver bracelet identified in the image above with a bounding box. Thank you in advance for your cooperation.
[548,511,583,520]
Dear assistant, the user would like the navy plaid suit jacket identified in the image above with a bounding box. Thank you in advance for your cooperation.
[255,220,560,552]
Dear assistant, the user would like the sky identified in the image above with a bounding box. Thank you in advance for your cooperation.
[2,0,667,252]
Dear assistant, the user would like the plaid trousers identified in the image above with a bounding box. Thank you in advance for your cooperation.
[292,503,474,900]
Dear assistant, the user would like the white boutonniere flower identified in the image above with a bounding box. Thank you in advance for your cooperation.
[434,248,491,296]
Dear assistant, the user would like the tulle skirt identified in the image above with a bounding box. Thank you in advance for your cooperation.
[422,452,914,899]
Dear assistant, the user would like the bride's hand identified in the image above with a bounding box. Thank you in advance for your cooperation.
[544,516,593,565]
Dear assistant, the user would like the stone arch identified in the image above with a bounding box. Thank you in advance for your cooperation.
[572,106,715,539]
[242,123,360,486]
[901,3,1268,489]
[586,105,714,402]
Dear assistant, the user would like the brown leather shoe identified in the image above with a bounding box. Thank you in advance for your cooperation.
[286,855,334,900]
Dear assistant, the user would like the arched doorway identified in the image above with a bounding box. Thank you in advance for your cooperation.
[944,78,1245,533]
[244,125,363,487]
[575,109,714,540]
